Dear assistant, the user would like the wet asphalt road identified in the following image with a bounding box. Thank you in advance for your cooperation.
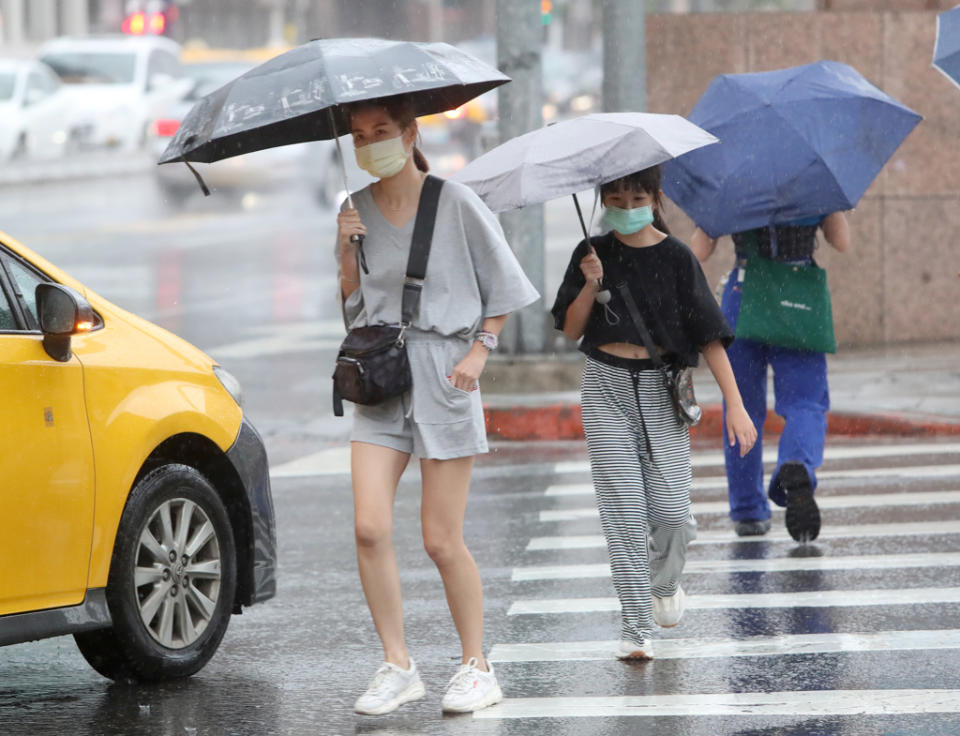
[3,173,960,735]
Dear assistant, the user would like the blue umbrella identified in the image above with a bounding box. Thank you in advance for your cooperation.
[662,60,921,238]
[934,5,960,89]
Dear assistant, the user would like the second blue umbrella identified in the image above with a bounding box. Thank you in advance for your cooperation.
[662,60,921,238]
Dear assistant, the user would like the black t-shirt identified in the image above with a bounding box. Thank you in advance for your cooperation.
[550,232,734,367]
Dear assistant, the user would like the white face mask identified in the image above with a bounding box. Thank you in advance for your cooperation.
[354,135,411,179]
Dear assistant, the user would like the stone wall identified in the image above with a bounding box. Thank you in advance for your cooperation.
[647,10,960,347]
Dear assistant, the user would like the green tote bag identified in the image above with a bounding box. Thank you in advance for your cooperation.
[735,249,836,354]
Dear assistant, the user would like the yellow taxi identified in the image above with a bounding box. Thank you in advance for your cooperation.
[0,229,276,682]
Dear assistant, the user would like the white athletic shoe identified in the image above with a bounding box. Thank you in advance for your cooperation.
[653,585,686,628]
[617,639,654,660]
[354,658,425,716]
[440,657,503,713]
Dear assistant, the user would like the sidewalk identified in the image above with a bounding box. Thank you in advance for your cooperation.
[482,341,960,441]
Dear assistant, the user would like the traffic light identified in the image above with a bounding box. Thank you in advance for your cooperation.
[122,1,179,36]
[541,0,553,25]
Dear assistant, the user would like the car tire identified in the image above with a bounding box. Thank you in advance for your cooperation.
[74,464,237,682]
[158,182,194,209]
[10,134,27,161]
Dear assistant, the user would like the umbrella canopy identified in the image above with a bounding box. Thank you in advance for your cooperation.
[158,37,510,165]
[450,112,718,213]
[661,60,922,239]
[934,5,960,90]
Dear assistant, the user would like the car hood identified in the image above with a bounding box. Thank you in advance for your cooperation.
[57,84,138,111]
[0,229,217,373]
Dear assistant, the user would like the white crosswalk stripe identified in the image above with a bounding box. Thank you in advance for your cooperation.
[507,587,960,615]
[526,519,960,550]
[481,441,960,724]
[545,463,960,496]
[475,690,960,719]
[540,488,960,521]
[552,441,960,475]
[488,629,960,663]
[512,551,960,581]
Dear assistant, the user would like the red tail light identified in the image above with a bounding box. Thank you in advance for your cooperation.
[149,12,166,35]
[152,119,181,138]
[122,12,146,35]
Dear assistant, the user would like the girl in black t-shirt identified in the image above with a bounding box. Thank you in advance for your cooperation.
[551,165,757,659]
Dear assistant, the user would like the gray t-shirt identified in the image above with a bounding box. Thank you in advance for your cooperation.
[337,179,540,338]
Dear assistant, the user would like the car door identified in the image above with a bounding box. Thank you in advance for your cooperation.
[0,250,96,616]
[145,49,190,123]
[22,67,66,158]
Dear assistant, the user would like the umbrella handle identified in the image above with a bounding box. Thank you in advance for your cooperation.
[572,193,610,304]
[329,107,368,274]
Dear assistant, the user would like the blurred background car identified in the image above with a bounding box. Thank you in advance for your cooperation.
[151,59,317,207]
[38,34,191,152]
[0,59,76,161]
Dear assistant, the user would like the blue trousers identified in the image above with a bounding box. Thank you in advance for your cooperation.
[720,268,830,522]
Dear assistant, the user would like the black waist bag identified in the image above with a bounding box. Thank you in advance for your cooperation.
[332,175,444,417]
[333,325,411,408]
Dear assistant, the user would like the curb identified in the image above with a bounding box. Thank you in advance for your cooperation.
[484,403,960,442]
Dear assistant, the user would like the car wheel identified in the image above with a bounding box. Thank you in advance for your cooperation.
[74,464,237,682]
[158,181,194,209]
[10,134,27,161]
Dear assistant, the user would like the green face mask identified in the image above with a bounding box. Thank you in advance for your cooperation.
[603,205,654,235]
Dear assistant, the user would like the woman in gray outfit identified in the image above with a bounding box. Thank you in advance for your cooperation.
[336,96,538,716]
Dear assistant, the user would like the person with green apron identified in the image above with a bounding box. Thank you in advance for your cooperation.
[691,213,850,541]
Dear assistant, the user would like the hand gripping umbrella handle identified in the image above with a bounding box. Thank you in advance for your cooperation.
[572,192,610,304]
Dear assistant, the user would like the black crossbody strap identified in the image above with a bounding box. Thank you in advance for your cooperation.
[615,281,665,369]
[401,175,444,327]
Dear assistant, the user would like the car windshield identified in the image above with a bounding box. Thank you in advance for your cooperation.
[185,62,251,100]
[0,72,15,100]
[40,52,137,85]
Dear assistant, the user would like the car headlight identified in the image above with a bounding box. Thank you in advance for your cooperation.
[213,366,244,408]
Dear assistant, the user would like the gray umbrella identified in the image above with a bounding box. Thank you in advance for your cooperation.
[158,37,509,166]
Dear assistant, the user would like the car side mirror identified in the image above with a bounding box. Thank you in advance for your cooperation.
[36,283,95,362]
[148,72,174,92]
[24,87,45,107]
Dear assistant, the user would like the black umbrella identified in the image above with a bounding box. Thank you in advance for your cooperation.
[159,37,509,182]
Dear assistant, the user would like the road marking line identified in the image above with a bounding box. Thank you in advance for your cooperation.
[507,586,960,615]
[512,551,960,582]
[473,689,960,719]
[270,446,352,478]
[553,441,960,475]
[269,443,960,481]
[540,489,960,522]
[545,464,960,497]
[488,629,960,663]
[526,520,960,550]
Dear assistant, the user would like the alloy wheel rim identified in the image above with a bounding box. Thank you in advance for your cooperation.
[134,496,222,649]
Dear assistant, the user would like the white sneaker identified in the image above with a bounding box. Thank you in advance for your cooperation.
[354,658,425,716]
[653,585,686,628]
[617,639,654,660]
[440,657,503,713]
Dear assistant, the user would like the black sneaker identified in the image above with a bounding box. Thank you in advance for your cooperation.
[779,462,821,543]
[734,519,771,537]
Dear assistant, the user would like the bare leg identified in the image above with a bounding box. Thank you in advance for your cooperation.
[420,455,488,670]
[352,441,411,668]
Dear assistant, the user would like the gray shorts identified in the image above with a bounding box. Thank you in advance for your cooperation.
[350,331,488,460]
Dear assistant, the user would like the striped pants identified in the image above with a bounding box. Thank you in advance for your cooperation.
[581,357,697,646]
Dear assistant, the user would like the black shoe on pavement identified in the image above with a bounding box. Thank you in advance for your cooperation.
[734,519,771,537]
[779,462,821,543]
